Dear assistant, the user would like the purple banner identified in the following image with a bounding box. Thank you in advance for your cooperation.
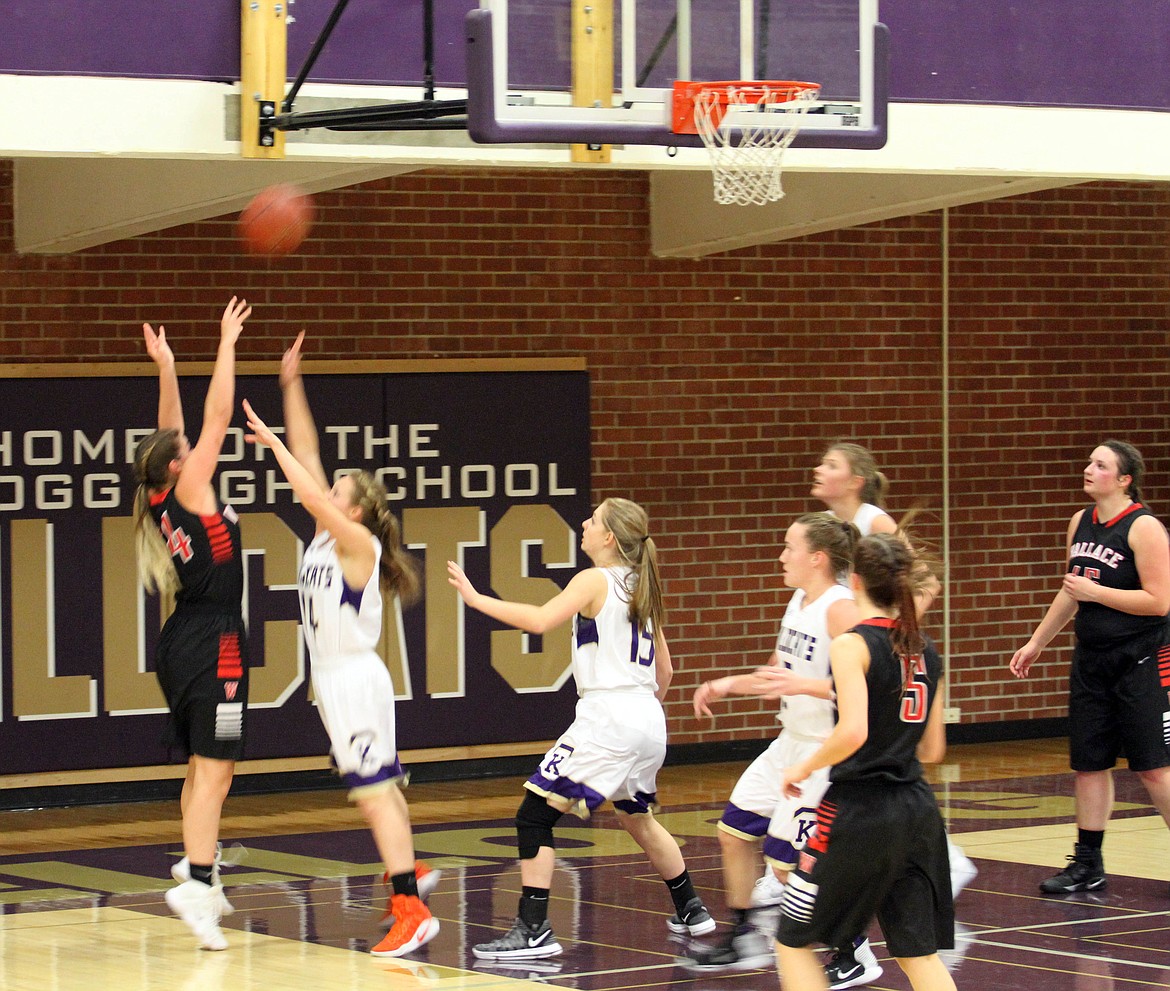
[1,1,1168,110]
[0,367,589,774]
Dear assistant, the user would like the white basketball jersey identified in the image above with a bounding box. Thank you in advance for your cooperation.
[571,566,658,696]
[775,583,854,739]
[846,502,890,536]
[299,530,383,671]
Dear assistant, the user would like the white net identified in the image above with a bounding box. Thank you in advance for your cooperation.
[692,82,820,206]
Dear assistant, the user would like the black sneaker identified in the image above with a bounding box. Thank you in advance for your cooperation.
[472,917,563,959]
[824,950,883,990]
[683,925,774,971]
[665,896,716,936]
[1039,843,1106,894]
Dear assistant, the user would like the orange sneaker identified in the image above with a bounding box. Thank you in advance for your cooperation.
[380,861,442,927]
[371,894,440,958]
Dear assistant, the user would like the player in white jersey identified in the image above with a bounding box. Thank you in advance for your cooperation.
[242,333,439,959]
[685,513,860,971]
[447,497,714,961]
[810,442,968,990]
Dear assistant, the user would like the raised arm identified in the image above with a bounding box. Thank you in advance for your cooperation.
[243,399,375,582]
[279,332,329,493]
[175,297,250,508]
[446,560,607,635]
[143,322,182,434]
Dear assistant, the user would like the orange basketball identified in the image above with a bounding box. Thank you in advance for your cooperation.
[238,184,314,256]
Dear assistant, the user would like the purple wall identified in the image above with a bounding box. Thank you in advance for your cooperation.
[1,1,1168,110]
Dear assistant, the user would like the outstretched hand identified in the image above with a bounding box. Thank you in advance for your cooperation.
[280,330,306,387]
[142,322,174,367]
[446,560,479,604]
[242,398,278,450]
[220,296,252,345]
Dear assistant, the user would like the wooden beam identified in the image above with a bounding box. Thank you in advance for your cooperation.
[571,0,613,164]
[240,0,288,158]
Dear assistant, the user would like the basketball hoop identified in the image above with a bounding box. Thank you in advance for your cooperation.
[671,80,821,206]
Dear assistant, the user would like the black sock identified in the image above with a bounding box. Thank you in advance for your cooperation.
[390,870,419,898]
[730,906,749,929]
[189,863,214,886]
[1077,829,1104,851]
[519,886,549,927]
[664,869,696,915]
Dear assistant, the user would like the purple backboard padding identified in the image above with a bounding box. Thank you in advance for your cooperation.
[1,1,1168,111]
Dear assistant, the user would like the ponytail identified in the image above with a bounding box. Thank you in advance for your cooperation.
[348,471,421,605]
[132,429,181,595]
[852,533,925,692]
[599,497,664,635]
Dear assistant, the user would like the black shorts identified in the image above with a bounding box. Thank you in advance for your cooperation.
[776,778,954,959]
[1070,622,1170,773]
[156,609,249,761]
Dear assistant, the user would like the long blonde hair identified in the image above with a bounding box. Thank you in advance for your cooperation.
[600,497,664,635]
[347,471,421,606]
[132,429,181,595]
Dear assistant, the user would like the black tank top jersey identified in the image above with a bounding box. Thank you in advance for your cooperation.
[149,487,243,612]
[1070,503,1168,648]
[831,619,942,785]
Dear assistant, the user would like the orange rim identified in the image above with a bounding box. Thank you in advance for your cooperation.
[671,79,820,134]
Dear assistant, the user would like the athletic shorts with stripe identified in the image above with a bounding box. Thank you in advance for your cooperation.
[776,778,954,958]
[156,609,249,761]
[719,732,829,870]
[312,655,405,797]
[525,691,665,814]
[1070,621,1170,773]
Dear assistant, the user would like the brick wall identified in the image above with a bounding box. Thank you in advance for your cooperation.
[2,163,1169,746]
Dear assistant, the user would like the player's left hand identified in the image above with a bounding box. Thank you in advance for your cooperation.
[1061,573,1100,602]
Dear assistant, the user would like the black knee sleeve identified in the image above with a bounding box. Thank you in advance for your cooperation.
[515,791,563,860]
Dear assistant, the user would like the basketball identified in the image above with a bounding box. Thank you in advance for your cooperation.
[238,184,314,256]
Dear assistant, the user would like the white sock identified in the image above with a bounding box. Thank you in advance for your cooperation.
[852,937,878,968]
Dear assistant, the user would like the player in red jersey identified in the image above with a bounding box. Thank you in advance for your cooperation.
[132,296,251,951]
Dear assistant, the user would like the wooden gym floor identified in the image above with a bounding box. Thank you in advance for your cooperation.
[2,739,1169,990]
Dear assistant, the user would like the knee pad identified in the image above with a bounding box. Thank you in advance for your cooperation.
[515,791,563,860]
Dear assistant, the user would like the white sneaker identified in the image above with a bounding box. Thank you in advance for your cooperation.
[166,880,229,951]
[171,855,235,916]
[947,838,978,899]
[750,871,786,908]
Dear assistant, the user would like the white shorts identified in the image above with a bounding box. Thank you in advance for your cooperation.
[718,731,829,870]
[311,655,401,795]
[764,734,830,870]
[526,691,665,815]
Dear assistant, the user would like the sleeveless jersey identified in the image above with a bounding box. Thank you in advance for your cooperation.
[830,503,889,537]
[149,487,242,611]
[831,618,942,785]
[776,584,854,740]
[298,530,383,672]
[1070,503,1168,648]
[572,566,658,696]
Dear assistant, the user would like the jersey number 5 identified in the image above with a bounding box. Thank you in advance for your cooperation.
[899,654,929,724]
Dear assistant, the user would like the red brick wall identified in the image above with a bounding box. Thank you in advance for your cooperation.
[2,163,1169,745]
